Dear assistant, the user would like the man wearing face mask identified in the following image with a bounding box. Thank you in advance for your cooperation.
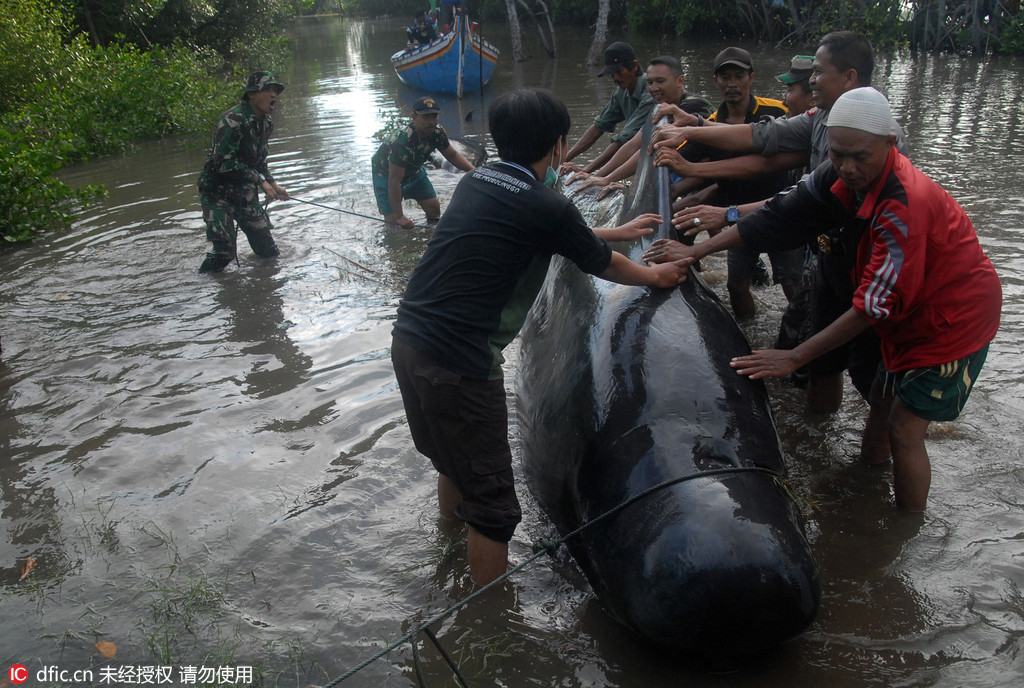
[391,89,692,587]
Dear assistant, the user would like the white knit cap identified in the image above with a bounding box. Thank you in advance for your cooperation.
[826,87,895,136]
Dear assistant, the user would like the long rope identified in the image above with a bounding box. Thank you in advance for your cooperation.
[287,195,436,231]
[322,464,785,687]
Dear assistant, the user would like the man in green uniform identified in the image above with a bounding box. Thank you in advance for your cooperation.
[371,96,475,229]
[561,42,656,176]
[198,71,289,273]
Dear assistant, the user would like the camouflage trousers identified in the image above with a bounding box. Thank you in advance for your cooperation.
[199,181,278,271]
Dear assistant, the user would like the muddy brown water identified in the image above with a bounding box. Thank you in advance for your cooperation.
[2,16,1023,688]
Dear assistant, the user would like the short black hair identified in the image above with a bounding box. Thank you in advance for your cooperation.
[647,55,683,77]
[488,89,570,165]
[819,31,874,86]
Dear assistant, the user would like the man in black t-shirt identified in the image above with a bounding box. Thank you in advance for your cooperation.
[391,89,691,586]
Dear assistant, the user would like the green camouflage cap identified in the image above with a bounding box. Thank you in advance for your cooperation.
[776,55,814,85]
[242,71,285,98]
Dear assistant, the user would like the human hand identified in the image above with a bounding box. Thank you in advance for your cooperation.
[619,212,661,240]
[271,183,290,201]
[566,170,591,185]
[642,238,694,264]
[577,175,610,191]
[649,126,698,155]
[653,103,697,127]
[652,147,690,175]
[560,161,582,175]
[596,182,628,200]
[730,349,802,379]
[649,257,693,288]
[673,205,726,236]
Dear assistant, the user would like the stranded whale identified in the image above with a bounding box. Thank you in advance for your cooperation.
[516,121,820,658]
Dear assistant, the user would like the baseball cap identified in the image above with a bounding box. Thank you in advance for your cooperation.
[776,55,814,85]
[242,71,284,99]
[713,47,753,73]
[598,42,637,77]
[412,96,442,114]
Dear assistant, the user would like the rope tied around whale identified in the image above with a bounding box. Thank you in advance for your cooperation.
[324,464,787,688]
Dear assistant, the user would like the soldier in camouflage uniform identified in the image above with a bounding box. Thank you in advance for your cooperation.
[371,96,474,229]
[198,71,290,273]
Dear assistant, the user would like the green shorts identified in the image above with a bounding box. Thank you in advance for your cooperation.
[880,345,989,422]
[372,167,437,216]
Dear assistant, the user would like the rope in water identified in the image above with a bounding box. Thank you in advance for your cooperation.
[322,464,785,687]
[288,195,437,231]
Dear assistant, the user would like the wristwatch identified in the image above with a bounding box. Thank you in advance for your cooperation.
[726,205,740,224]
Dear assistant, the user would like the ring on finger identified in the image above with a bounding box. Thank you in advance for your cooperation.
[693,218,701,227]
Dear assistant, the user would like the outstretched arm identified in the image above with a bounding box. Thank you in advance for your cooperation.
[730,308,872,379]
[599,250,692,288]
[439,145,475,172]
[564,125,604,163]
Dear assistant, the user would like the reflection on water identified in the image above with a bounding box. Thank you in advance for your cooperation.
[1,16,1023,687]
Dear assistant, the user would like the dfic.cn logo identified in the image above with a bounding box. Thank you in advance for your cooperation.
[9,664,29,684]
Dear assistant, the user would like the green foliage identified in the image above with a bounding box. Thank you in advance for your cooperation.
[60,0,293,63]
[0,0,246,243]
[372,108,408,142]
[0,128,104,243]
[0,0,84,112]
[998,17,1024,53]
[812,0,907,50]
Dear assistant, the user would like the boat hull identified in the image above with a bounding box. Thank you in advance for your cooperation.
[391,16,498,95]
[516,125,820,659]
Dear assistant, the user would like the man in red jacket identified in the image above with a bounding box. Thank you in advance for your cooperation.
[643,87,1002,511]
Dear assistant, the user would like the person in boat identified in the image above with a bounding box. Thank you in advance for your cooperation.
[643,87,1002,512]
[561,42,655,177]
[566,55,713,198]
[371,96,475,229]
[391,88,692,586]
[406,11,437,47]
[651,32,909,464]
[652,47,797,322]
[197,71,290,273]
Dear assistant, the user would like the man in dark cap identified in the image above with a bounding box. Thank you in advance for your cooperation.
[653,47,794,322]
[562,41,655,175]
[198,70,290,273]
[371,96,475,229]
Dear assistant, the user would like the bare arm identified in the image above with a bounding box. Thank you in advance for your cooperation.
[592,213,661,242]
[730,309,872,379]
[659,150,809,180]
[596,129,643,176]
[599,250,692,288]
[565,125,604,163]
[583,141,622,173]
[388,162,414,228]
[642,223,747,265]
[439,145,475,172]
[650,122,756,154]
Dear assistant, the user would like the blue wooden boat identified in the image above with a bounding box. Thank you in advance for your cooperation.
[516,120,820,661]
[391,13,498,97]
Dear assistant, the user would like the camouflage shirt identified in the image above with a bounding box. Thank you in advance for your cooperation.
[199,100,274,191]
[371,123,450,183]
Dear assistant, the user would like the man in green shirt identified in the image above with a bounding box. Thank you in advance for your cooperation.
[562,42,655,176]
[371,97,475,229]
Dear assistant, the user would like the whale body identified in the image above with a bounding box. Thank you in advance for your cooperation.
[516,124,820,658]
